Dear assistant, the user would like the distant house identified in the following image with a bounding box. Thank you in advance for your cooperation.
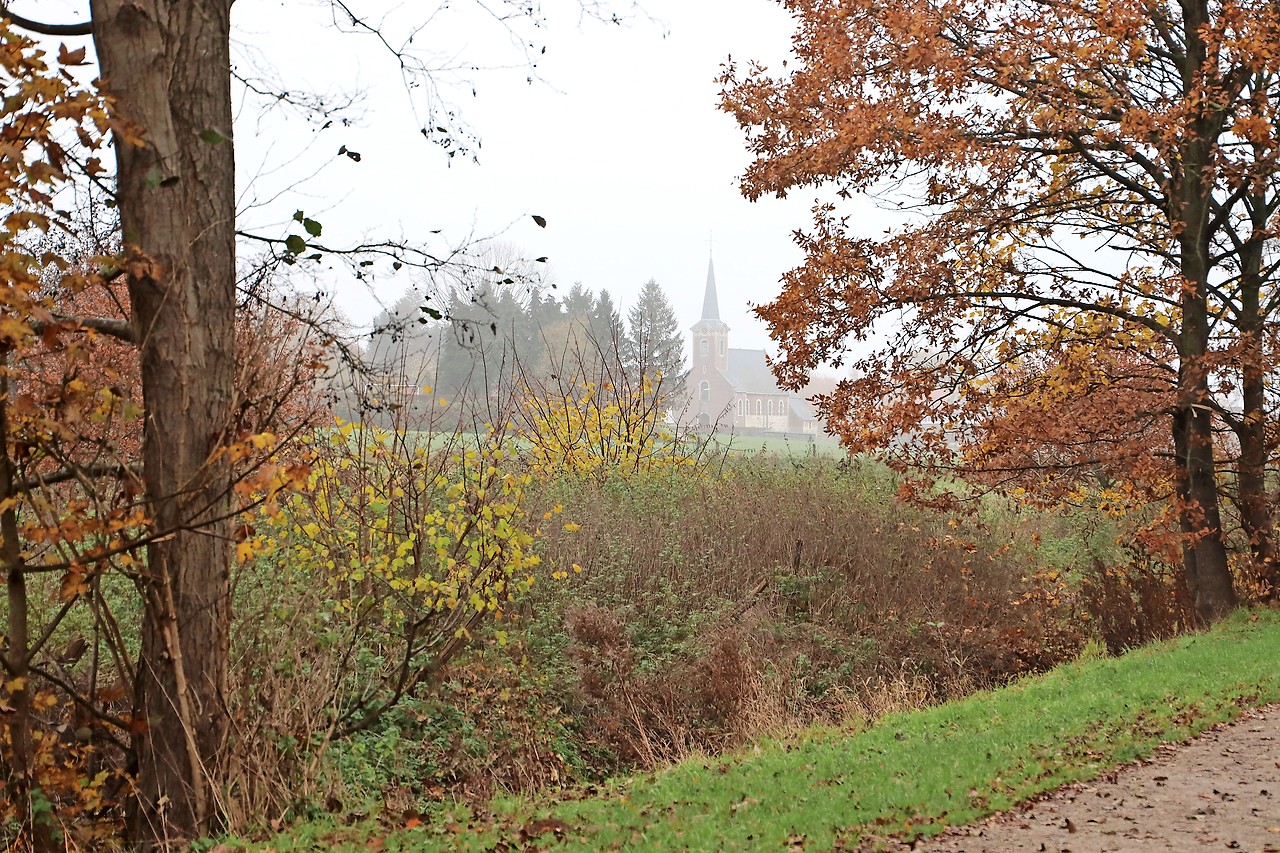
[686,260,820,436]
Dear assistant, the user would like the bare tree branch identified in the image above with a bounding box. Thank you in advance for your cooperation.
[0,2,93,36]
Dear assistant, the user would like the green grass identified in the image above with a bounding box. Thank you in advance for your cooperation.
[222,609,1280,851]
[710,432,846,457]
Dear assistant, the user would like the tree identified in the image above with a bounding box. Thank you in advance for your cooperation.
[3,1,631,848]
[590,288,625,355]
[622,279,685,397]
[720,0,1280,621]
[432,243,554,413]
[367,289,444,398]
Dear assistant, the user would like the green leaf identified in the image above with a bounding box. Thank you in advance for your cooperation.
[285,234,307,255]
[293,210,305,223]
[303,218,323,237]
[422,306,443,320]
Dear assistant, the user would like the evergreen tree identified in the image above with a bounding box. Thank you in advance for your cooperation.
[589,289,624,357]
[561,282,596,318]
[623,279,685,396]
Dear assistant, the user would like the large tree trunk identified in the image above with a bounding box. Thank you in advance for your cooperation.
[1173,241,1239,623]
[1168,0,1238,624]
[1172,403,1237,622]
[90,2,237,847]
[1234,193,1277,599]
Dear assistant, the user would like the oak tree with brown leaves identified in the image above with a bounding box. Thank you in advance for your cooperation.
[722,0,1280,622]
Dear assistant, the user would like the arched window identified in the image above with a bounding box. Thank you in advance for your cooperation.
[700,381,710,402]
[768,399,774,416]
[754,399,763,416]
[718,340,725,356]
[700,340,710,356]
[738,399,746,417]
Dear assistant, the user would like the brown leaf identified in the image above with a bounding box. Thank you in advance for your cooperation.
[57,44,87,65]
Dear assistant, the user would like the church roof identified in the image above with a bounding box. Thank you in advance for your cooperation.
[722,348,775,393]
[721,348,818,419]
[787,397,817,421]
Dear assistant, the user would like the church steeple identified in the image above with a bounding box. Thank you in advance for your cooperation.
[701,258,721,321]
[691,256,729,376]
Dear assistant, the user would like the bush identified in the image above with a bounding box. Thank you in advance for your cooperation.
[514,456,1088,773]
[1078,549,1196,653]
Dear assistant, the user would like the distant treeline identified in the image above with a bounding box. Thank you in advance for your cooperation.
[362,272,685,413]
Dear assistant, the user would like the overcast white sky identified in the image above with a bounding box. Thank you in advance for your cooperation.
[24,0,868,353]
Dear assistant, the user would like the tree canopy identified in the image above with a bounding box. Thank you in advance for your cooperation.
[721,0,1280,621]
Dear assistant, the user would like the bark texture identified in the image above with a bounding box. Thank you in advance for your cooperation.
[89,1,237,847]
[1172,2,1238,622]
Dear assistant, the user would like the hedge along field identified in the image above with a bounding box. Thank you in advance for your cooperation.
[232,437,1179,830]
[512,455,1137,767]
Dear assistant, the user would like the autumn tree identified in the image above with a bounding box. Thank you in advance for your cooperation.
[3,1,635,849]
[721,0,1280,621]
[622,278,685,396]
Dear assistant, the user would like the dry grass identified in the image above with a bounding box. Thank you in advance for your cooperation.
[519,457,1087,774]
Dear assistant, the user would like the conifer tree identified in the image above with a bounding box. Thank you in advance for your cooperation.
[590,289,624,356]
[623,279,685,397]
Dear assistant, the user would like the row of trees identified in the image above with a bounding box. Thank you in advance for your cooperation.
[364,269,687,414]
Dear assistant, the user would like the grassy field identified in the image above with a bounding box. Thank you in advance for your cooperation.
[710,431,846,457]
[219,608,1280,852]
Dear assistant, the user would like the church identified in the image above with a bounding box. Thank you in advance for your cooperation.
[686,261,820,437]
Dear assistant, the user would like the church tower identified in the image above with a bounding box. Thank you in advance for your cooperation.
[690,258,729,376]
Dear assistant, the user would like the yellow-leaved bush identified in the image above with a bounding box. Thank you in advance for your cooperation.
[518,375,702,478]
[237,418,549,725]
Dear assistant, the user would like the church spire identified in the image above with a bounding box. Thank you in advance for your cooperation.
[701,257,721,321]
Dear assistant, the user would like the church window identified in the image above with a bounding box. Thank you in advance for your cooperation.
[700,381,710,402]
[738,399,745,417]
[700,340,709,356]
[768,399,774,416]
[719,340,725,356]
[754,399,762,416]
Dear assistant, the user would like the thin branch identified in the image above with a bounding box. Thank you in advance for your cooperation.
[30,315,136,345]
[14,461,141,493]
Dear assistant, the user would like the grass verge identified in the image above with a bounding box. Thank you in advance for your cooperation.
[221,608,1280,852]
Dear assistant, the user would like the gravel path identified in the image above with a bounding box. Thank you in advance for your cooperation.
[910,704,1280,852]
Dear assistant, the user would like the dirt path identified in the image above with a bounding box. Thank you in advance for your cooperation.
[910,704,1280,852]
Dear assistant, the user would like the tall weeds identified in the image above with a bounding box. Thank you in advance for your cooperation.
[517,456,1088,773]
